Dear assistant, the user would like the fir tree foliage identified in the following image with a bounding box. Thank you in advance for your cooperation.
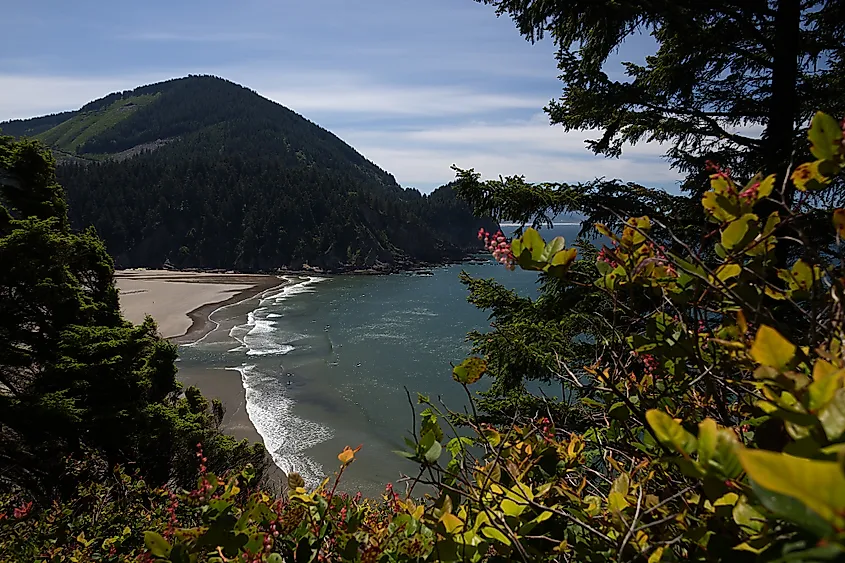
[477,0,845,195]
[0,135,265,499]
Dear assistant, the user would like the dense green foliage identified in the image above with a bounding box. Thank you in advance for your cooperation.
[0,136,266,501]
[1,76,494,272]
[5,2,845,560]
[6,115,843,563]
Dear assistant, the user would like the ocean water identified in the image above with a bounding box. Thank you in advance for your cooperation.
[177,225,585,495]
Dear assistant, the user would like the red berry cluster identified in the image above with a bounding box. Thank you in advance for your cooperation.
[188,443,214,502]
[537,417,554,441]
[641,354,659,374]
[384,482,400,510]
[478,228,516,270]
[12,500,32,520]
[164,492,179,540]
[597,247,618,267]
[739,180,761,201]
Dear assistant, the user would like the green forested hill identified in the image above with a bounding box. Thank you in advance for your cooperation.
[1,75,493,271]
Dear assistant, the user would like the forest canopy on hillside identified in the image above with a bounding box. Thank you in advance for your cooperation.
[1,76,495,272]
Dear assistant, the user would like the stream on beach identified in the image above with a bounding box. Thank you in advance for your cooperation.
[176,225,581,496]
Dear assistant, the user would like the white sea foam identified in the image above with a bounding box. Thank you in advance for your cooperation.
[262,276,326,304]
[229,365,332,487]
[228,309,305,356]
[226,277,326,357]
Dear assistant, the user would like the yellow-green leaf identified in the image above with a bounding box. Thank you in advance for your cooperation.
[737,448,845,529]
[819,389,845,441]
[519,228,545,261]
[533,511,553,524]
[144,532,171,558]
[809,366,845,412]
[648,547,665,563]
[440,513,464,534]
[732,496,766,534]
[808,111,843,161]
[715,264,741,282]
[756,174,776,199]
[646,409,697,455]
[452,357,486,385]
[722,213,757,250]
[792,161,829,192]
[500,499,527,517]
[750,325,795,370]
[623,216,651,246]
[697,418,718,468]
[541,236,566,261]
[551,248,577,267]
[481,526,511,545]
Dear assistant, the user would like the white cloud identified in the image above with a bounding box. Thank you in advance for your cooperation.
[335,113,679,190]
[260,82,547,117]
[349,141,680,192]
[0,74,175,120]
[0,72,681,192]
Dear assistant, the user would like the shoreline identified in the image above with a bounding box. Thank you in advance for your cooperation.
[171,275,291,345]
[116,270,297,488]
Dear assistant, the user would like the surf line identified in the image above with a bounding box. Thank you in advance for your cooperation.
[181,278,295,347]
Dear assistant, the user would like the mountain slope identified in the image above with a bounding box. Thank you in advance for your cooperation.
[2,76,493,271]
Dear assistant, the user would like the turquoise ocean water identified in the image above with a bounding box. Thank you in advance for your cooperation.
[177,225,583,495]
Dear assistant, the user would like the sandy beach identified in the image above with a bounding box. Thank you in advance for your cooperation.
[115,269,290,485]
[115,269,285,340]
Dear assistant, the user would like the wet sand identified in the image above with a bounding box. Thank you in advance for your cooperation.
[115,269,285,340]
[115,269,290,487]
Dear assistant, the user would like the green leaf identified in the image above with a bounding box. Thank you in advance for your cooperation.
[732,496,766,534]
[168,544,190,563]
[452,357,486,385]
[750,480,834,538]
[646,409,697,455]
[750,325,795,370]
[144,532,171,558]
[421,408,444,442]
[267,555,284,563]
[481,526,511,545]
[500,499,527,517]
[721,213,758,250]
[819,388,845,441]
[540,236,566,261]
[697,418,718,468]
[424,440,443,464]
[608,402,630,421]
[808,111,843,161]
[715,264,741,282]
[520,228,545,261]
[737,449,845,530]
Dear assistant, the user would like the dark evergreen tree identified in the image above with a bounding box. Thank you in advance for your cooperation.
[478,0,845,198]
[0,136,265,499]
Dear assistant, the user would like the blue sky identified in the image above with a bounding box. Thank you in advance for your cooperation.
[0,0,682,193]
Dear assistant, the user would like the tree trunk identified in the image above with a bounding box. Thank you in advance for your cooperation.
[765,0,801,204]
